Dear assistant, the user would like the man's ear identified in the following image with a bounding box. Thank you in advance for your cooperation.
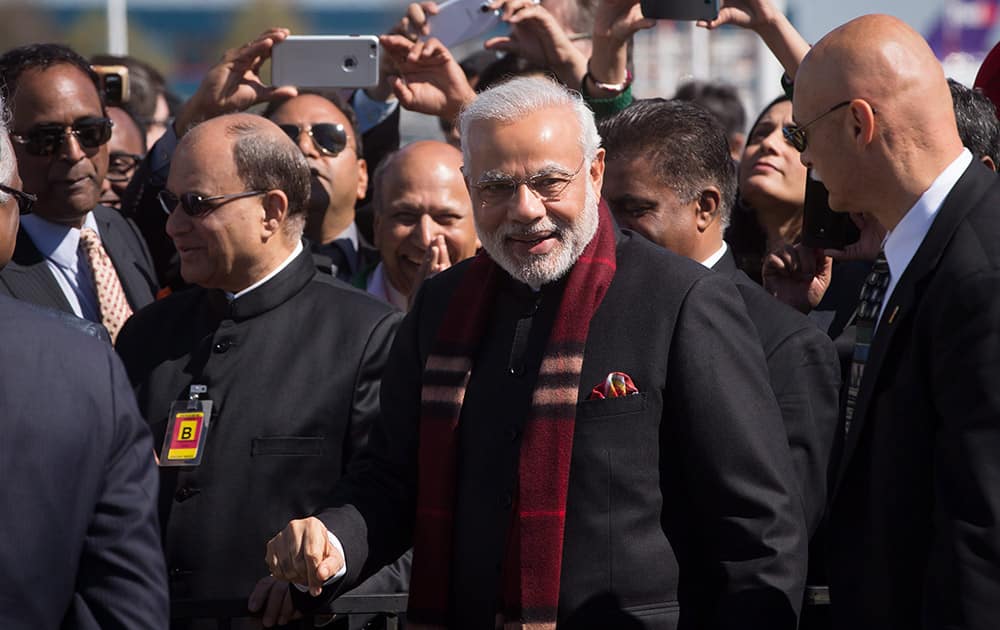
[261,190,289,240]
[589,148,606,197]
[981,155,997,172]
[850,98,877,147]
[356,158,369,200]
[695,187,722,232]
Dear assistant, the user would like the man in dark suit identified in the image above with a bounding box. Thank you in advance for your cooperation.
[267,76,807,629]
[115,113,403,625]
[0,44,157,341]
[790,15,1000,629]
[599,98,841,539]
[0,92,168,629]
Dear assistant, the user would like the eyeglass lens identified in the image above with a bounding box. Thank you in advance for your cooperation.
[278,123,348,156]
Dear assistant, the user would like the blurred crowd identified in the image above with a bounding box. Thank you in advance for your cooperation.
[1,0,999,629]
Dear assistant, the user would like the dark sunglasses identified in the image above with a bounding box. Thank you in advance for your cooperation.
[0,183,36,215]
[278,123,350,157]
[782,101,852,152]
[106,151,144,183]
[158,189,266,217]
[11,117,114,157]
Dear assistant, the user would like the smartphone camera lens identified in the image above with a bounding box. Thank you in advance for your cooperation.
[342,56,357,72]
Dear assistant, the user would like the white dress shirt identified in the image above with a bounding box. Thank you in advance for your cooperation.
[699,241,729,270]
[226,240,304,301]
[878,149,972,325]
[366,262,408,311]
[19,212,102,321]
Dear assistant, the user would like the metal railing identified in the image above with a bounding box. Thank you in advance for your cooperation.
[171,593,409,629]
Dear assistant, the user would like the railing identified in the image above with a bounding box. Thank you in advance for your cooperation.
[171,593,409,629]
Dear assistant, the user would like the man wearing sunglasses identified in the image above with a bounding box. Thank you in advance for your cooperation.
[115,112,404,625]
[265,92,380,284]
[0,43,157,341]
[790,15,1000,630]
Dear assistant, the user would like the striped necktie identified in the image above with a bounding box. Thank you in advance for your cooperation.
[79,227,134,342]
[844,250,890,435]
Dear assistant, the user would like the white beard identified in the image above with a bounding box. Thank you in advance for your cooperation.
[476,182,600,290]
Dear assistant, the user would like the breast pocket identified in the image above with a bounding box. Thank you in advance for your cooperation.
[576,392,649,421]
[250,436,326,456]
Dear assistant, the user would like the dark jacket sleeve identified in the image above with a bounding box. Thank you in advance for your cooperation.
[70,346,169,628]
[766,323,841,537]
[665,273,808,629]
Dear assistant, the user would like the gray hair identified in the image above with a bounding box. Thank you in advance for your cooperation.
[0,94,13,203]
[225,118,311,238]
[458,75,601,168]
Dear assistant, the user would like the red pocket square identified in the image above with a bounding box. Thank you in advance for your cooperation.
[588,372,639,400]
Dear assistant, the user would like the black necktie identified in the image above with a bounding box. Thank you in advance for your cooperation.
[844,250,891,435]
[323,238,357,282]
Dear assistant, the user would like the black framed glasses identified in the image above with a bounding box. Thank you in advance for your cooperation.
[472,159,586,207]
[11,117,114,156]
[278,123,351,157]
[0,183,36,215]
[782,101,851,152]
[106,151,144,183]
[158,189,266,217]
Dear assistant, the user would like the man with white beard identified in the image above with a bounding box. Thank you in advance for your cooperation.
[267,76,808,630]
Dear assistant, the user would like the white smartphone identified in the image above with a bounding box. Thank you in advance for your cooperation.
[271,35,380,89]
[429,0,503,48]
[639,0,720,21]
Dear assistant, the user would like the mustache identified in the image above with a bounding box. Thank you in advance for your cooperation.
[494,218,563,239]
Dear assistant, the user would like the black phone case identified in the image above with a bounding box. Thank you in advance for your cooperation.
[638,0,719,21]
[801,174,861,249]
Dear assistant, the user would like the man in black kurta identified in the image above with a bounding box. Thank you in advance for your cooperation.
[115,113,402,617]
[268,77,807,629]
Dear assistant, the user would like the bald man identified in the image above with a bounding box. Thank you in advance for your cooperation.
[792,15,1000,630]
[115,113,403,616]
[363,140,479,309]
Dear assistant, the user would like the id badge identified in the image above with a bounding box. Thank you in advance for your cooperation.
[159,398,213,467]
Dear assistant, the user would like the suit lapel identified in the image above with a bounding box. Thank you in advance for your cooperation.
[1,227,74,312]
[832,162,997,495]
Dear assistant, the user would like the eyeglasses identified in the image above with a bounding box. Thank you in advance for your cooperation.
[0,183,36,215]
[277,123,351,157]
[158,189,266,217]
[472,159,586,207]
[11,117,114,156]
[782,101,851,152]
[106,151,144,183]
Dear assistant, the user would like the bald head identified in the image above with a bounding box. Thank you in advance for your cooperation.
[372,140,477,299]
[795,15,964,225]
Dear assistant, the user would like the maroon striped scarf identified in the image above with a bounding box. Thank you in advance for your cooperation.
[408,202,618,629]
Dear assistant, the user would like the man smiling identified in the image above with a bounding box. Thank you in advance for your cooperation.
[269,76,807,629]
[0,44,157,341]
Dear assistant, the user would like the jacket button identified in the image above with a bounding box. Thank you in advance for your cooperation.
[175,486,201,502]
[213,340,232,353]
[508,366,524,377]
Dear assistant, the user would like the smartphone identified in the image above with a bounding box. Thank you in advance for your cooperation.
[92,64,130,106]
[639,0,720,21]
[429,0,503,48]
[271,35,379,89]
[801,171,861,250]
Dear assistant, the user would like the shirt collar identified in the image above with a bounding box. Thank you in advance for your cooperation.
[227,240,304,301]
[883,149,972,282]
[335,222,359,252]
[368,261,409,311]
[19,211,99,271]
[699,241,729,269]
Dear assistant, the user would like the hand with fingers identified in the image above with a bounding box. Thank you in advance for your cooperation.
[379,35,477,120]
[587,0,655,96]
[248,576,304,628]
[367,2,443,102]
[265,517,345,598]
[409,235,453,309]
[696,0,809,77]
[823,212,886,262]
[484,0,588,88]
[174,28,299,136]
[762,243,833,314]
